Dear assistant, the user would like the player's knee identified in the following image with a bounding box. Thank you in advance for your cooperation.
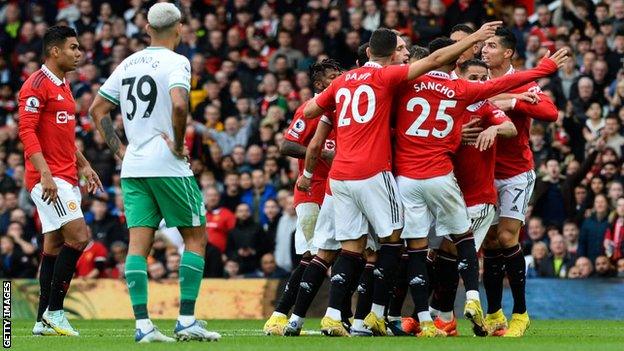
[365,249,377,262]
[316,249,337,263]
[481,235,500,250]
[497,229,519,248]
[439,238,457,256]
[406,238,428,250]
[379,229,402,244]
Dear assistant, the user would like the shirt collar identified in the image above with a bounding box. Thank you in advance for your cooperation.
[426,70,451,80]
[363,61,383,69]
[504,65,515,76]
[41,64,66,86]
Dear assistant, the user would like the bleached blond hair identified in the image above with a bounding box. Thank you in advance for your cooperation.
[147,2,181,31]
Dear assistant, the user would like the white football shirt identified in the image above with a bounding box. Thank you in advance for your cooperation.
[98,46,192,178]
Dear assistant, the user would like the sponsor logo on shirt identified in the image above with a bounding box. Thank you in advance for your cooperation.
[25,96,40,112]
[56,111,75,124]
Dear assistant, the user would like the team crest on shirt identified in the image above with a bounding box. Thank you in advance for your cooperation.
[293,119,306,132]
[25,96,40,112]
[67,201,78,212]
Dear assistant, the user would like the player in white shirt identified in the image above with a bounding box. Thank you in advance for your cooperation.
[89,3,220,343]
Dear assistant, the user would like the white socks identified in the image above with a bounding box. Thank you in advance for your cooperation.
[418,311,433,323]
[288,314,305,329]
[325,307,342,320]
[466,290,480,301]
[178,315,196,327]
[439,311,454,322]
[371,303,385,317]
[136,319,153,333]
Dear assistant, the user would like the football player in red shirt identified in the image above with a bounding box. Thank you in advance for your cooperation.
[18,26,102,336]
[204,186,236,254]
[392,38,566,336]
[298,22,502,336]
[263,59,341,335]
[480,27,559,337]
[429,59,516,336]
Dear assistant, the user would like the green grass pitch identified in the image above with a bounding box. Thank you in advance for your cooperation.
[9,319,624,351]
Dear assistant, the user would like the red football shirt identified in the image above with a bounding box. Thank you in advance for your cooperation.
[494,68,559,180]
[315,62,409,180]
[18,65,78,191]
[393,59,559,179]
[454,101,510,207]
[75,241,108,278]
[206,207,236,253]
[285,101,336,206]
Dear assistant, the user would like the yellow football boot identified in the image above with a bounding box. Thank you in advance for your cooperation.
[320,316,350,337]
[263,314,288,336]
[417,321,447,337]
[363,311,387,336]
[464,299,487,337]
[485,309,508,336]
[502,312,530,337]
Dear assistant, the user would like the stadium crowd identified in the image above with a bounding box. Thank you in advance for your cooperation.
[1,0,624,281]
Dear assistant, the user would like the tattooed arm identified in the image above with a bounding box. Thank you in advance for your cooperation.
[169,87,189,156]
[89,94,126,160]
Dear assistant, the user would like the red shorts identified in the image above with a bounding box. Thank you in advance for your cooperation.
[294,178,326,207]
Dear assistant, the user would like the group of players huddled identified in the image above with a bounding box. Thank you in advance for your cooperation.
[18,1,569,342]
[263,21,568,338]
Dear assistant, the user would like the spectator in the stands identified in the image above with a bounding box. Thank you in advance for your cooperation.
[538,234,575,278]
[226,203,263,274]
[205,186,236,254]
[244,252,289,279]
[563,220,580,258]
[88,197,127,248]
[526,241,548,278]
[594,255,617,277]
[523,216,548,254]
[241,169,276,226]
[0,235,36,278]
[579,194,610,262]
[575,256,595,278]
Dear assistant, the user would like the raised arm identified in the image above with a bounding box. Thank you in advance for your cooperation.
[407,21,502,80]
[89,94,126,160]
[467,49,568,102]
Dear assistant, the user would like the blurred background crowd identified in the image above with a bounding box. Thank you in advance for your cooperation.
[0,0,623,281]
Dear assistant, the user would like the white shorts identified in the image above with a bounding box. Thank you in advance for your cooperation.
[493,170,536,225]
[397,172,470,239]
[295,203,320,255]
[330,171,403,242]
[313,194,381,252]
[468,203,496,249]
[30,177,83,234]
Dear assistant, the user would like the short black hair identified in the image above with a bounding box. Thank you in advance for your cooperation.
[428,37,455,54]
[459,58,489,73]
[409,45,429,60]
[450,24,475,35]
[309,58,342,87]
[369,28,397,58]
[494,27,517,54]
[357,43,369,67]
[43,25,77,56]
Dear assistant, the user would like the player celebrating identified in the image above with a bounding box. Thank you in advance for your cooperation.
[480,28,559,337]
[299,22,502,336]
[263,59,341,335]
[392,38,567,336]
[20,25,103,337]
[89,3,220,343]
[427,59,517,337]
